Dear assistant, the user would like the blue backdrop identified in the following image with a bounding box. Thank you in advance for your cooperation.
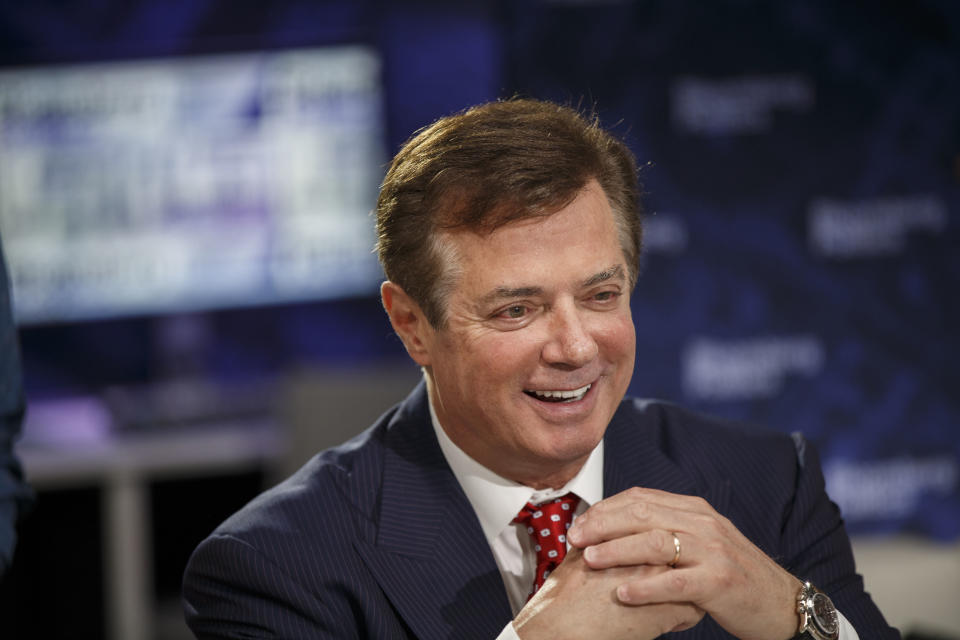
[1,0,957,540]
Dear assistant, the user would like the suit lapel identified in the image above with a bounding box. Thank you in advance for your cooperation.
[355,384,513,639]
[603,399,732,513]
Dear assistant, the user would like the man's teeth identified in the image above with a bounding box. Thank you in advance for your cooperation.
[528,384,591,403]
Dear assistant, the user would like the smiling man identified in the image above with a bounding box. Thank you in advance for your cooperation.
[383,179,635,491]
[183,99,899,640]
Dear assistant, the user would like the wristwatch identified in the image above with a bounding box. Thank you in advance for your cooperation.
[795,581,840,640]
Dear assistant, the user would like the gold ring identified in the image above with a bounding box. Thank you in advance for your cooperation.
[669,532,681,567]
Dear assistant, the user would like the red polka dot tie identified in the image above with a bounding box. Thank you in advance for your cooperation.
[513,493,580,600]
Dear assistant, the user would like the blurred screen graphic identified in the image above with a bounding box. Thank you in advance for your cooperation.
[0,45,386,324]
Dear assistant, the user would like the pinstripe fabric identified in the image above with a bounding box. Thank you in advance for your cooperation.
[183,384,898,639]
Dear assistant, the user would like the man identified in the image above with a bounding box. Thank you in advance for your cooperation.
[183,99,898,639]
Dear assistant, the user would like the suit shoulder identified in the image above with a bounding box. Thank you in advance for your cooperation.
[211,414,392,549]
[624,397,796,445]
[616,397,804,484]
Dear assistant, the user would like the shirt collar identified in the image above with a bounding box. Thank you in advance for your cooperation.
[428,391,604,546]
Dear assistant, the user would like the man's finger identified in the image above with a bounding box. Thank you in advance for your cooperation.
[569,488,718,546]
[570,498,719,548]
[615,567,707,606]
[582,529,689,569]
[588,487,717,518]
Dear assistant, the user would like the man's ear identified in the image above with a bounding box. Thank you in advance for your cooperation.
[381,281,434,367]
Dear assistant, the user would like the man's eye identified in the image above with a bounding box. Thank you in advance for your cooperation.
[502,305,527,319]
[593,291,618,302]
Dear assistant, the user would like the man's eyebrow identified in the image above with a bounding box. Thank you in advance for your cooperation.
[480,285,544,305]
[582,264,625,287]
[478,265,625,306]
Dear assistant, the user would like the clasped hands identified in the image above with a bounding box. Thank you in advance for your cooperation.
[513,488,802,640]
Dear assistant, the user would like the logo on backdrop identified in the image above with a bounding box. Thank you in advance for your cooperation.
[643,213,688,254]
[682,335,824,401]
[825,456,958,522]
[670,74,814,135]
[808,194,948,258]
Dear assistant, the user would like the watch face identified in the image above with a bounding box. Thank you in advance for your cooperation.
[812,593,839,636]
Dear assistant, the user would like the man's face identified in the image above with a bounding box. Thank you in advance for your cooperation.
[418,180,636,488]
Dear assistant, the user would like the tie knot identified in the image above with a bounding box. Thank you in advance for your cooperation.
[513,493,580,527]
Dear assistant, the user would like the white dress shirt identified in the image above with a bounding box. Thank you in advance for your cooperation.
[427,396,858,640]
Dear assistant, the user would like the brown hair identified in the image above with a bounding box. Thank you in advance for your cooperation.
[376,98,642,328]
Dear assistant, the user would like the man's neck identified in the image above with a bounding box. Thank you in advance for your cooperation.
[424,373,592,487]
[427,390,605,545]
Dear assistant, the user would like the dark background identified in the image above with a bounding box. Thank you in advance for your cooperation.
[0,1,957,638]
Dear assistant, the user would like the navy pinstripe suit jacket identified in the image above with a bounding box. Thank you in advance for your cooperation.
[182,382,898,639]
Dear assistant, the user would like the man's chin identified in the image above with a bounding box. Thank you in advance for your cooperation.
[509,433,602,485]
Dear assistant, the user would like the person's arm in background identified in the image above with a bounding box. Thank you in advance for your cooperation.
[0,238,33,578]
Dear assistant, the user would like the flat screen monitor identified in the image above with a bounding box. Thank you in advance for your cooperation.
[0,45,387,325]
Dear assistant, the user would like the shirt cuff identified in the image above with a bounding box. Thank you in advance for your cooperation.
[497,621,522,640]
[838,610,859,640]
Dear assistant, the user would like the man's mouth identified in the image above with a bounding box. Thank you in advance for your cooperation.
[524,383,592,403]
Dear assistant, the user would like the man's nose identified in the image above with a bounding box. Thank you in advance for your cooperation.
[541,303,599,368]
